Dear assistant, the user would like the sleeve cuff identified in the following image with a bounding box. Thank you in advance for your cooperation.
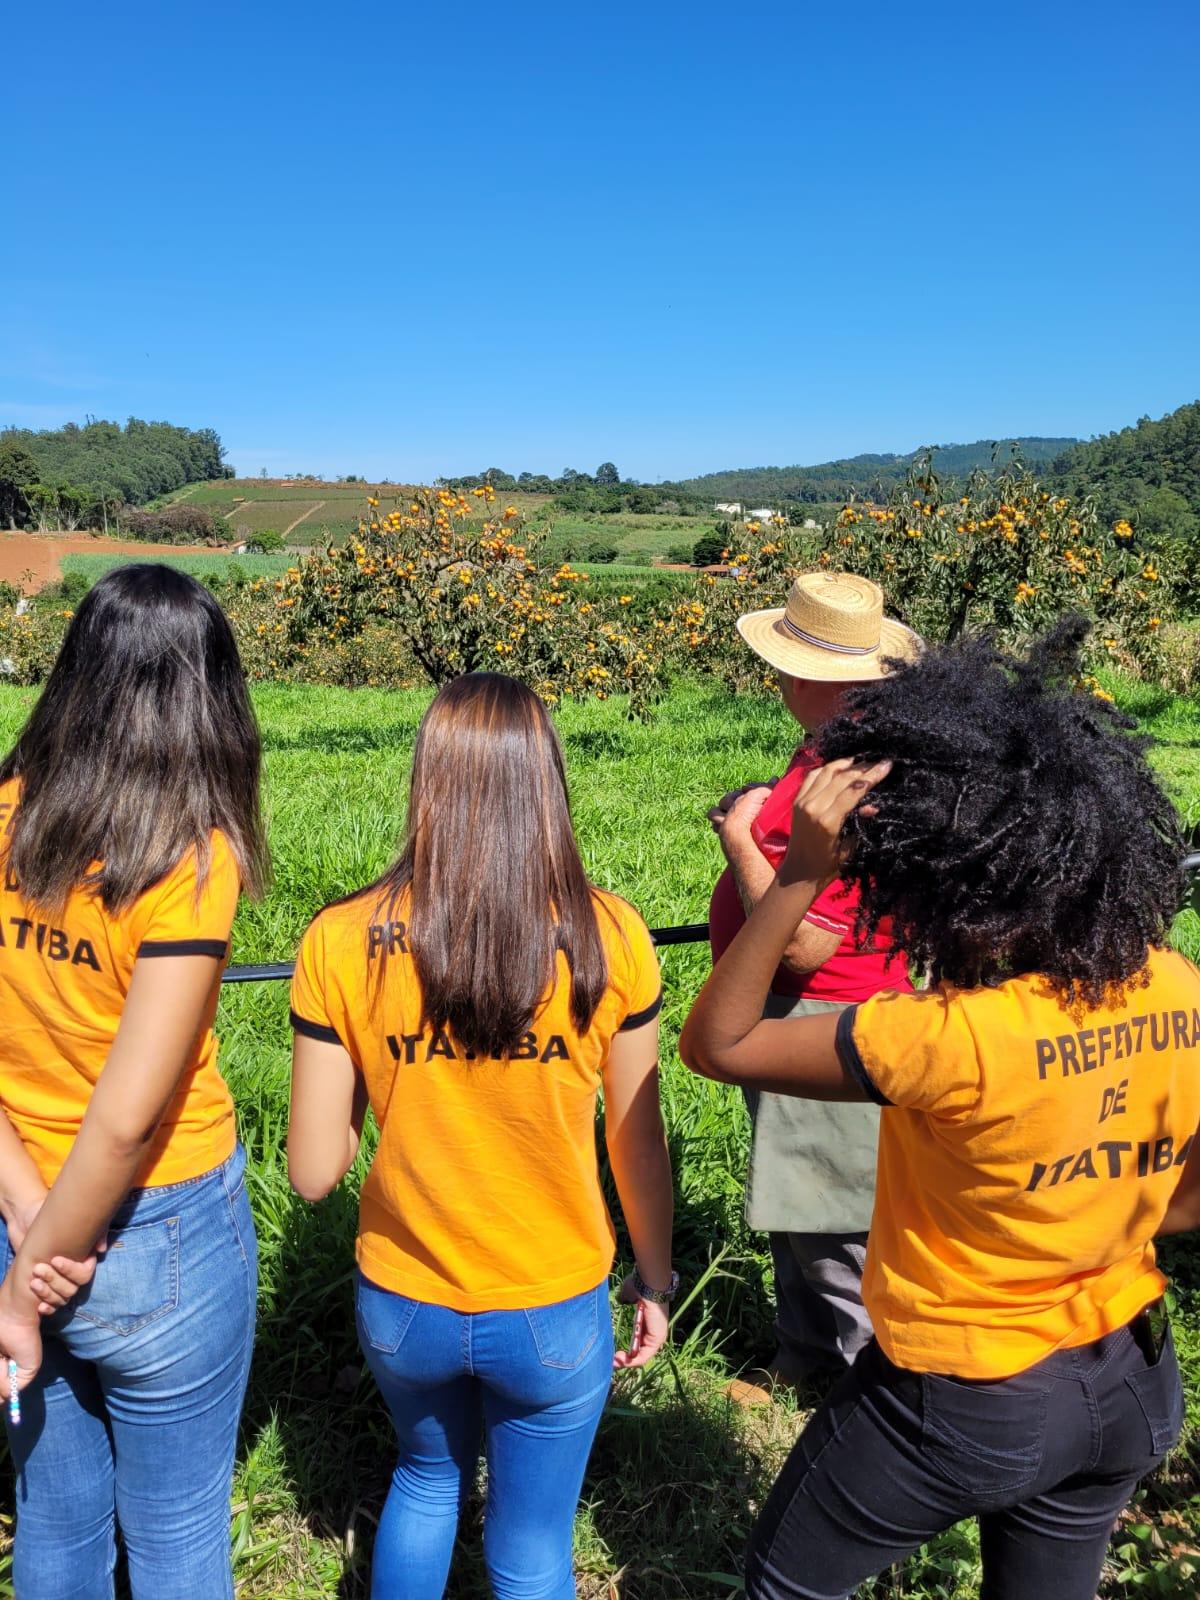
[290,1009,343,1047]
[138,938,230,960]
[835,1006,892,1106]
[619,991,663,1032]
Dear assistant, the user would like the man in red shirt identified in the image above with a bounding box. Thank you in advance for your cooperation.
[709,570,920,1387]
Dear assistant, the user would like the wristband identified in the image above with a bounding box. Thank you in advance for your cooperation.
[632,1266,679,1305]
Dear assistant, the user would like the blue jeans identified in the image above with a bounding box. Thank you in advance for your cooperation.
[2,1144,257,1600]
[356,1273,613,1599]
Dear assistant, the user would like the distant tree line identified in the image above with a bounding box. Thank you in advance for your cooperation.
[440,462,623,492]
[0,418,231,534]
[437,462,703,516]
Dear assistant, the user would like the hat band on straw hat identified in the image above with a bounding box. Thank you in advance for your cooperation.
[780,615,875,656]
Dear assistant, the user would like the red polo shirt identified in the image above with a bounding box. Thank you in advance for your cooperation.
[709,748,911,1003]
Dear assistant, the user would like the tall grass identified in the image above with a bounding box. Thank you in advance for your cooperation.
[0,678,1197,1597]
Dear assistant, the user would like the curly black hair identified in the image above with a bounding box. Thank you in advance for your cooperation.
[817,617,1187,1004]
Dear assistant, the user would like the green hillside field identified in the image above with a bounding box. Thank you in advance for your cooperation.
[148,482,732,567]
[159,482,559,549]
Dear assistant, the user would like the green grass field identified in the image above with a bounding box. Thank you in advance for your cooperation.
[56,551,700,605]
[61,552,295,588]
[0,678,1197,1597]
[55,556,697,627]
[543,513,720,566]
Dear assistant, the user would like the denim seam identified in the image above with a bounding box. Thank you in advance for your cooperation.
[221,1160,250,1267]
[356,1282,419,1355]
[756,1390,871,1576]
[126,1150,238,1199]
[1090,1326,1135,1380]
[1124,1339,1183,1458]
[524,1289,601,1370]
[1081,1378,1104,1471]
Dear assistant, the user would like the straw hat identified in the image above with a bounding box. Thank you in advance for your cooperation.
[736,571,921,682]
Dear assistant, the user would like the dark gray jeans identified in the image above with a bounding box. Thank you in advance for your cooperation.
[747,1313,1184,1600]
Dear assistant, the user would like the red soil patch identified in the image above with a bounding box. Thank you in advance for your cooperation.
[0,533,225,592]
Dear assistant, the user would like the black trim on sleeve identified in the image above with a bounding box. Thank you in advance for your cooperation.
[290,1008,343,1047]
[835,1006,893,1106]
[619,991,664,1032]
[138,938,230,960]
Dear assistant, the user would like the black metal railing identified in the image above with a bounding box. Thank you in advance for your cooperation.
[219,854,1200,986]
[220,920,712,986]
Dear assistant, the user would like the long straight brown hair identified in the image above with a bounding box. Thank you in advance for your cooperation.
[369,673,608,1058]
[0,564,267,914]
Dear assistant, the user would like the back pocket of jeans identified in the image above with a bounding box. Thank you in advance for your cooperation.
[921,1373,1048,1496]
[525,1285,601,1370]
[1125,1326,1185,1457]
[74,1217,180,1336]
[356,1276,420,1355]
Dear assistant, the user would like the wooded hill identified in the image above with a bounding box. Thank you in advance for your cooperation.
[0,418,232,533]
[1048,400,1199,545]
[670,399,1200,549]
[672,438,1076,505]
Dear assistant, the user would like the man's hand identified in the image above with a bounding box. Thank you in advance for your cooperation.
[782,758,892,888]
[707,779,777,837]
[709,786,774,859]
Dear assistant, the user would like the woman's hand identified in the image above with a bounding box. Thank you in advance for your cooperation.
[29,1253,100,1314]
[0,1277,43,1397]
[613,1272,670,1370]
[781,758,892,887]
[4,1197,45,1255]
[7,1197,103,1314]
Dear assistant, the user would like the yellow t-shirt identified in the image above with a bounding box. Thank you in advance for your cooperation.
[839,947,1200,1378]
[290,888,663,1312]
[0,780,240,1188]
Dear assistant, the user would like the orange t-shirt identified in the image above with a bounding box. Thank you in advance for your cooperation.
[838,947,1200,1378]
[0,780,240,1188]
[290,888,663,1312]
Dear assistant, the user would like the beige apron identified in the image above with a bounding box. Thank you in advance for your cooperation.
[743,993,880,1233]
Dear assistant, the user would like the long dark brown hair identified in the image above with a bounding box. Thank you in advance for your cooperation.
[369,672,608,1058]
[0,564,268,913]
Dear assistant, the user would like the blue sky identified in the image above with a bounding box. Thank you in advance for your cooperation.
[4,1,1198,482]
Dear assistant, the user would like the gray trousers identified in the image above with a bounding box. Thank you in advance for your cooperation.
[746,994,879,1376]
[768,1229,872,1379]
